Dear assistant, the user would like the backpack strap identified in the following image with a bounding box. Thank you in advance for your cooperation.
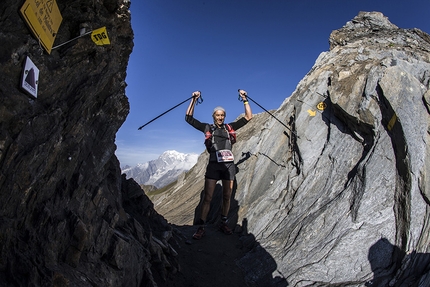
[225,124,236,145]
[204,124,216,150]
[204,124,236,151]
[204,124,213,140]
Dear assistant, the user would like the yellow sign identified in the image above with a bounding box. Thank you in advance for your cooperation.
[307,109,316,117]
[317,102,327,111]
[91,27,111,46]
[20,0,63,54]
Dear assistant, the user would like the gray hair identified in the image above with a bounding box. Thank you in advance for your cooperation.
[213,106,226,115]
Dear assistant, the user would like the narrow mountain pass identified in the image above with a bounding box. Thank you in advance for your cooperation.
[165,224,252,287]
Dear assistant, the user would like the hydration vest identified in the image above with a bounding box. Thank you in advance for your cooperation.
[204,124,236,152]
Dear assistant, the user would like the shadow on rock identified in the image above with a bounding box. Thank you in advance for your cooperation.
[237,227,288,287]
[366,238,430,286]
[166,221,288,287]
[186,175,288,286]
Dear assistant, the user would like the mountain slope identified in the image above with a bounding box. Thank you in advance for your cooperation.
[150,12,430,286]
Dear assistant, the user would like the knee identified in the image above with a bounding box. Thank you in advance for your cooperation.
[203,193,213,204]
[222,191,232,201]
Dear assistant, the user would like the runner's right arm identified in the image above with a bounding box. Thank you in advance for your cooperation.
[185,91,206,132]
[186,91,201,116]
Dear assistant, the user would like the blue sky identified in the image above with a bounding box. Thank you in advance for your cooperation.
[115,0,430,167]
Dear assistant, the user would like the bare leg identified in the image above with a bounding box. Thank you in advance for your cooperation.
[200,179,218,222]
[193,178,218,239]
[221,179,234,218]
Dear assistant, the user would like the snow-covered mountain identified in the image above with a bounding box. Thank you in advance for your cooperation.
[121,150,199,188]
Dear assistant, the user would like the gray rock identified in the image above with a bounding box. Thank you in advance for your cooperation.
[153,11,430,286]
[0,1,178,286]
[2,6,430,287]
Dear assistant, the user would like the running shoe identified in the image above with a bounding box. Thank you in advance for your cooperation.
[219,222,233,235]
[192,226,205,240]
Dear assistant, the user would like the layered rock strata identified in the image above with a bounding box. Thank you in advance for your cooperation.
[152,12,430,286]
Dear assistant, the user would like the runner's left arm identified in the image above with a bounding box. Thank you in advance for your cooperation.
[229,89,253,130]
[229,117,249,131]
[239,89,252,121]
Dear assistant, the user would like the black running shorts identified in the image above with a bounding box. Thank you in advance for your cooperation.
[205,161,236,181]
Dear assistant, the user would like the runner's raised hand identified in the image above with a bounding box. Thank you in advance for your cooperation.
[192,91,201,99]
[238,89,247,101]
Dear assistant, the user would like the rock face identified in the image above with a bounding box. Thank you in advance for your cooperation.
[152,12,430,286]
[0,1,179,286]
[2,7,430,287]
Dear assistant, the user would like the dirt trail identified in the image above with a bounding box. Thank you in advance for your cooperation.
[164,223,252,287]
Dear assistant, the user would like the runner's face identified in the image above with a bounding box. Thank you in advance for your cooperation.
[213,110,225,126]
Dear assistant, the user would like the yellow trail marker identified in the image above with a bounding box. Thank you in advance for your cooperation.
[91,27,110,45]
[317,102,327,111]
[307,109,316,117]
[387,113,397,131]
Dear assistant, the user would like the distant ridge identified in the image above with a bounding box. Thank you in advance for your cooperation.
[121,150,198,188]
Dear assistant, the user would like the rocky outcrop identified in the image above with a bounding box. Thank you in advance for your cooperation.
[2,6,430,286]
[152,12,430,286]
[0,1,179,286]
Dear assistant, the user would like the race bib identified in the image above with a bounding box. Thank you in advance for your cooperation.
[216,149,234,163]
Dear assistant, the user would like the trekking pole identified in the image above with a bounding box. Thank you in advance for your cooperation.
[138,94,203,130]
[238,89,298,137]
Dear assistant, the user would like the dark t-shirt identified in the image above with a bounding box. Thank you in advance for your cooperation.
[185,115,249,161]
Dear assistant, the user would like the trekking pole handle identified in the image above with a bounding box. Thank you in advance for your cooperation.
[193,91,204,104]
[237,89,248,102]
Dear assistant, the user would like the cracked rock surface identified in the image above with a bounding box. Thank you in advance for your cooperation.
[0,1,180,286]
[151,12,430,286]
